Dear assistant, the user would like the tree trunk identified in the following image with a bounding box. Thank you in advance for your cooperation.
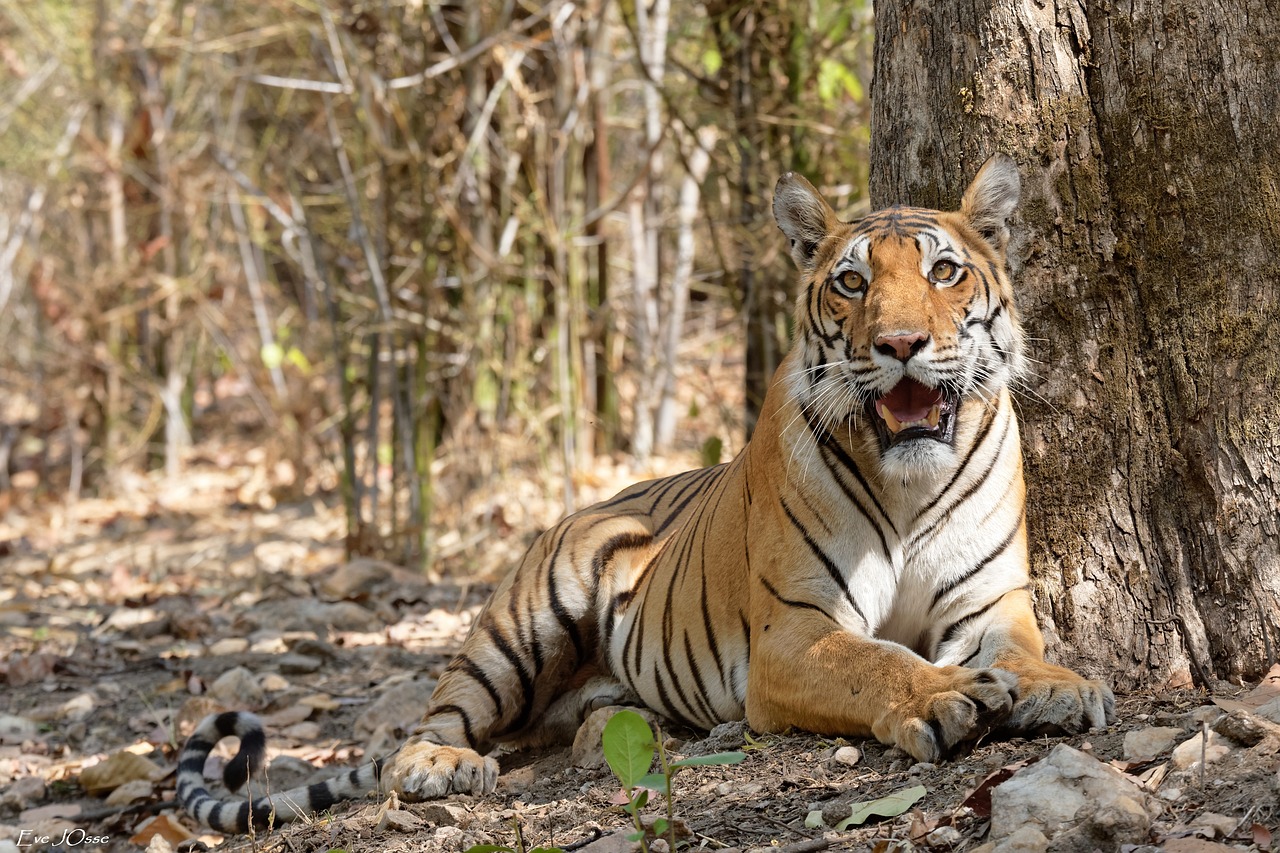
[871,0,1280,690]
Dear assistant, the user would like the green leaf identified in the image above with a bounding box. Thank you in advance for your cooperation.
[260,342,285,370]
[285,346,311,373]
[651,818,669,836]
[742,732,771,752]
[636,772,669,794]
[602,710,656,789]
[625,832,645,843]
[700,435,723,467]
[817,58,863,106]
[804,810,825,829]
[668,751,746,768]
[701,46,723,76]
[834,785,927,830]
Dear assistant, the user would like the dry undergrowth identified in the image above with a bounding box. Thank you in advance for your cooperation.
[1,445,1277,853]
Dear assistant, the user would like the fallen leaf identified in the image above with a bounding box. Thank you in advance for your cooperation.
[835,784,927,829]
[281,721,321,741]
[1212,663,1280,714]
[262,704,312,727]
[6,651,59,686]
[105,778,154,806]
[804,810,824,828]
[908,808,938,841]
[299,693,340,711]
[130,814,195,847]
[961,758,1036,818]
[80,751,165,795]
[1252,824,1272,848]
[19,803,81,823]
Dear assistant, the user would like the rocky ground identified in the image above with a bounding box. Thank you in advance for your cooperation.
[1,456,1279,853]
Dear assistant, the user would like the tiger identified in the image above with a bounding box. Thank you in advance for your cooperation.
[178,153,1115,833]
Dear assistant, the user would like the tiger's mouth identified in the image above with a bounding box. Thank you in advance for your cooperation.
[869,377,959,450]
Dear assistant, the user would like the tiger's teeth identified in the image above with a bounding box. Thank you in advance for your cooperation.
[877,402,942,433]
[876,401,904,434]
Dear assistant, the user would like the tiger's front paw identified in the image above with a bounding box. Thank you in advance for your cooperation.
[882,667,1017,763]
[384,740,499,800]
[1006,661,1115,734]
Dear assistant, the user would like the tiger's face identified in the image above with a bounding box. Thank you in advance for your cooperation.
[773,155,1025,481]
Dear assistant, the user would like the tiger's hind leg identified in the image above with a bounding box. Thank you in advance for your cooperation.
[506,672,638,750]
[384,674,632,800]
[383,517,631,800]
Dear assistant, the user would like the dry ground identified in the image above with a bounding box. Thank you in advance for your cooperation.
[1,451,1278,853]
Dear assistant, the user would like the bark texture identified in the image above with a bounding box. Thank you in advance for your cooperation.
[871,0,1280,689]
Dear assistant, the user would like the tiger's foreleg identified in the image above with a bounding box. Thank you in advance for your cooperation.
[745,610,1018,763]
[951,589,1115,734]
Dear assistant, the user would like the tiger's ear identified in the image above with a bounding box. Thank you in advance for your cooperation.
[960,153,1021,251]
[773,172,838,269]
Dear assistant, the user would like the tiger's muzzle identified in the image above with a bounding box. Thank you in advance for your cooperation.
[869,377,959,451]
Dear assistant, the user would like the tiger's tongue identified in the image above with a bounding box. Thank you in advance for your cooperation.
[876,379,943,430]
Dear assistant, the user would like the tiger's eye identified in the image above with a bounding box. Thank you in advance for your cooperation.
[931,260,958,283]
[835,270,865,295]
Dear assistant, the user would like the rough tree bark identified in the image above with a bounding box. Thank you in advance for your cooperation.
[871,0,1280,689]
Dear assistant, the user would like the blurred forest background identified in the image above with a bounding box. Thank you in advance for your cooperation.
[0,0,872,569]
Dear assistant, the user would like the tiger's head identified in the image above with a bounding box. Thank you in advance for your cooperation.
[772,154,1026,482]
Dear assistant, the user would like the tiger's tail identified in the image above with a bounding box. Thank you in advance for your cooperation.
[177,711,385,833]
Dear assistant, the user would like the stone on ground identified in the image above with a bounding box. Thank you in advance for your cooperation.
[1170,730,1231,769]
[1122,726,1182,760]
[989,744,1157,853]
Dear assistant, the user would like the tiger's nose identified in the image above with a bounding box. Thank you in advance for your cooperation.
[875,332,929,362]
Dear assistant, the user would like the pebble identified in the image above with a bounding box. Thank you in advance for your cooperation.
[1183,705,1224,728]
[988,744,1155,849]
[570,705,659,769]
[1256,695,1280,725]
[209,667,265,709]
[1170,730,1231,770]
[1122,726,1182,760]
[927,826,963,847]
[0,715,40,745]
[420,803,470,827]
[377,808,424,831]
[831,746,862,767]
[277,653,322,674]
[354,679,438,738]
[207,638,249,656]
[0,775,46,811]
[1212,709,1270,746]
[259,673,290,692]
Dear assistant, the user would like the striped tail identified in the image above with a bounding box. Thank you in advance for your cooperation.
[177,711,385,833]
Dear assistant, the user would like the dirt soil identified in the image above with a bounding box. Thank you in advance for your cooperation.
[1,455,1278,853]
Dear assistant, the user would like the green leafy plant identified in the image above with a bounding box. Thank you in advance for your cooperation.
[464,711,745,853]
[602,710,745,852]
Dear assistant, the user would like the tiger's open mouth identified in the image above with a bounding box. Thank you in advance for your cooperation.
[869,377,959,450]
